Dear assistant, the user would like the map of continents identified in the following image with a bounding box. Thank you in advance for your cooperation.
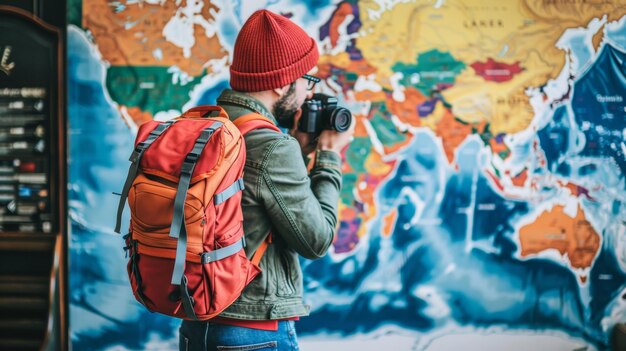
[320,0,623,286]
[69,0,626,349]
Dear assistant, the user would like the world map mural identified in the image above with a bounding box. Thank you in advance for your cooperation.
[67,0,626,350]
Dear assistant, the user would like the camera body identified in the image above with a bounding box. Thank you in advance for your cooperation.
[298,93,352,134]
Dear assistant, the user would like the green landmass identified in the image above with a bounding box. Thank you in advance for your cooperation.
[369,110,407,147]
[106,66,204,116]
[345,137,373,174]
[392,49,466,95]
[341,173,358,206]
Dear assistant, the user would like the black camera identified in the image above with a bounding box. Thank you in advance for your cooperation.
[298,93,352,134]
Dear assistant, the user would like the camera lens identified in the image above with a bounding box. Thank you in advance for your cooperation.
[330,108,352,132]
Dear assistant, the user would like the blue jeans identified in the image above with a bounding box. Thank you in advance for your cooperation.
[179,320,299,351]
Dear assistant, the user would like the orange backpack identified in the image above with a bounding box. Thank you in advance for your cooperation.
[114,105,280,320]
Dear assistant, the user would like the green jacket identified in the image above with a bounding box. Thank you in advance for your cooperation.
[216,89,342,320]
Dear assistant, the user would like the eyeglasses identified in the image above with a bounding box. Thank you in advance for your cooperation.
[302,74,321,91]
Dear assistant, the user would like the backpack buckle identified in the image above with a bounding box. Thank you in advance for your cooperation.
[181,161,195,174]
[185,151,200,163]
[129,149,142,163]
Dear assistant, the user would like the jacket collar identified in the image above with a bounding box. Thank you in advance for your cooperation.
[216,89,277,125]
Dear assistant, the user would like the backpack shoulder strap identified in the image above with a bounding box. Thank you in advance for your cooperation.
[232,113,281,136]
[232,113,279,264]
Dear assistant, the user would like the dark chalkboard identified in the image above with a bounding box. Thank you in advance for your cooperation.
[0,7,63,234]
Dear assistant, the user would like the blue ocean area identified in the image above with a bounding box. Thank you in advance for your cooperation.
[196,79,230,105]
[571,44,626,176]
[538,106,570,174]
[68,27,180,350]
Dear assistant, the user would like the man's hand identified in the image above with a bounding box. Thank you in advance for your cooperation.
[316,115,355,154]
[290,109,318,156]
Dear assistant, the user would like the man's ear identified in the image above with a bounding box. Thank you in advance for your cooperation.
[273,83,290,97]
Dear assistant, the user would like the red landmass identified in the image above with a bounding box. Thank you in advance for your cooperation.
[471,58,523,83]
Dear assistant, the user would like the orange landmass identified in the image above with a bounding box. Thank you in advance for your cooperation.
[489,137,509,157]
[354,114,369,138]
[357,175,383,209]
[328,2,354,48]
[317,56,376,76]
[346,59,378,76]
[340,206,357,221]
[511,169,528,187]
[565,183,579,195]
[354,90,387,101]
[83,0,225,76]
[124,106,153,127]
[592,24,605,54]
[356,172,393,225]
[316,62,334,79]
[386,87,426,127]
[382,208,398,238]
[435,108,473,164]
[519,204,600,270]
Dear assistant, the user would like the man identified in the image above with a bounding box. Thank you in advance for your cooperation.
[179,9,354,351]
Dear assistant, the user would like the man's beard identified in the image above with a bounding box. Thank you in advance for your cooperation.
[273,83,298,129]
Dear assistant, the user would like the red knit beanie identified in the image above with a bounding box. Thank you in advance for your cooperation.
[230,10,319,92]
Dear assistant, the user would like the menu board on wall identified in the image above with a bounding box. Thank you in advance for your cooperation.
[0,8,62,234]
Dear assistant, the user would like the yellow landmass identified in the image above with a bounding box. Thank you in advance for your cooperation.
[592,23,606,54]
[365,150,395,176]
[443,50,554,134]
[319,52,352,70]
[356,0,433,80]
[519,204,600,271]
[83,0,226,76]
[522,0,626,24]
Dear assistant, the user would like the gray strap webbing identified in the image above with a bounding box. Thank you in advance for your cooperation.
[180,275,198,320]
[169,122,223,286]
[170,122,223,239]
[114,120,175,233]
[201,237,245,264]
[171,221,189,285]
[214,178,245,205]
